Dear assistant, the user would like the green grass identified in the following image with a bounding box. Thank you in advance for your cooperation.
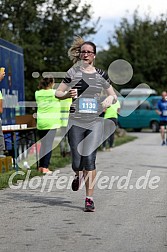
[0,169,42,190]
[0,135,137,190]
[114,135,137,146]
[50,148,71,170]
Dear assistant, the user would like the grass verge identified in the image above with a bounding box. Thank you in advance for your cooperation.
[0,134,137,190]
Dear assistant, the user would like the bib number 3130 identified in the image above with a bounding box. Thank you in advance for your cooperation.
[79,98,98,113]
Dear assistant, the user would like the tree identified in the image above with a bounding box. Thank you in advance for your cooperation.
[0,0,97,100]
[96,10,167,93]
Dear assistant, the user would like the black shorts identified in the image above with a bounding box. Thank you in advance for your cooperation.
[67,120,103,171]
[159,121,167,126]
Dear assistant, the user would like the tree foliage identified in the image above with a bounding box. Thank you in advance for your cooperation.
[0,0,96,100]
[96,11,167,93]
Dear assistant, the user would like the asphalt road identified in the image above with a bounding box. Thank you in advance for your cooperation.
[0,132,167,252]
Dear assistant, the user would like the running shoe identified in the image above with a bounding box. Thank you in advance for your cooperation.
[161,140,165,146]
[38,167,52,175]
[84,198,95,212]
[71,175,79,191]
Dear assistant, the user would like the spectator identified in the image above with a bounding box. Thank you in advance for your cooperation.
[102,100,121,151]
[35,77,61,174]
[59,98,72,157]
[0,70,5,81]
[0,68,6,156]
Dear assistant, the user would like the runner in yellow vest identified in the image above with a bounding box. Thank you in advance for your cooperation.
[102,100,120,151]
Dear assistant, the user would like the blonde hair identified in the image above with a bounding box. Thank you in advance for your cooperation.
[68,36,85,63]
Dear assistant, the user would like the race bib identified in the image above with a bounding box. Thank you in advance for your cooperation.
[162,110,167,116]
[78,98,98,113]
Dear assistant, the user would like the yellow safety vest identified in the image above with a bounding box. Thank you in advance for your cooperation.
[60,98,72,127]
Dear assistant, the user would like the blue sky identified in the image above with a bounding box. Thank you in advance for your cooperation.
[81,0,167,50]
[89,17,121,50]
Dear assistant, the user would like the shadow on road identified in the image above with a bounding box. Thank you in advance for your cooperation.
[5,192,84,210]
